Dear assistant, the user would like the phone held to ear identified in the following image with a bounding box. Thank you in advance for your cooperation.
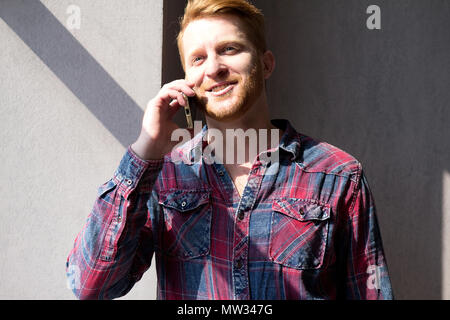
[182,93,194,129]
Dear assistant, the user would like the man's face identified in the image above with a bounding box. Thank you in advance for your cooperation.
[182,15,264,122]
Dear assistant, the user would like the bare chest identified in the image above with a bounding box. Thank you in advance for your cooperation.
[223,163,252,198]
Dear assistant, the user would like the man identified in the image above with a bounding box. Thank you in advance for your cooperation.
[66,0,393,300]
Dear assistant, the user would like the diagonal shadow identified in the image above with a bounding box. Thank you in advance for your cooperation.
[0,0,143,147]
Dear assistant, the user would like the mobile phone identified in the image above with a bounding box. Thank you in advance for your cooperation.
[182,93,194,129]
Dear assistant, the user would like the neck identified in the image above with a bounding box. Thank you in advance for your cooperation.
[205,92,275,133]
[204,93,282,165]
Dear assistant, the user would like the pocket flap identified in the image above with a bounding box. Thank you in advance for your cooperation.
[272,198,330,221]
[159,189,210,212]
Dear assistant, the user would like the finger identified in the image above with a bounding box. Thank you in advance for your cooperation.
[158,88,187,107]
[168,79,195,89]
[184,79,195,89]
[171,89,187,107]
[163,81,196,97]
[169,99,179,108]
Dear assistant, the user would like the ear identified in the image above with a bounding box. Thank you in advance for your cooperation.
[261,50,276,79]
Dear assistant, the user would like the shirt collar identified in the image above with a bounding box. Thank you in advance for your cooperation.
[271,119,302,161]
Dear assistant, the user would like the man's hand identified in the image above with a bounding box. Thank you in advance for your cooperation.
[131,80,196,160]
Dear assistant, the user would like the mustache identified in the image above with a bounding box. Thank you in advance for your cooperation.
[198,76,240,92]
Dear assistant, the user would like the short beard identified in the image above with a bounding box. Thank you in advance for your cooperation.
[196,60,264,122]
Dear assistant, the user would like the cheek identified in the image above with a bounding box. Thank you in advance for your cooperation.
[230,55,254,74]
[185,69,203,87]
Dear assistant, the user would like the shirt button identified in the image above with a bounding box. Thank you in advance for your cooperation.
[235,259,243,269]
[218,171,224,176]
[238,211,245,221]
[126,179,132,185]
[181,201,187,207]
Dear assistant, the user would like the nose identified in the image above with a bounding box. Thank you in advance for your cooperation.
[205,54,228,79]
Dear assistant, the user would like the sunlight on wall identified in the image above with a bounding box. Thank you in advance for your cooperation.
[443,170,450,299]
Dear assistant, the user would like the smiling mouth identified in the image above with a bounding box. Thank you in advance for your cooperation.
[207,81,238,96]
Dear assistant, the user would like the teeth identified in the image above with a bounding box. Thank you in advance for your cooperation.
[211,84,229,92]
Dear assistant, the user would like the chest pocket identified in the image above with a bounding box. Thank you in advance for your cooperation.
[269,198,331,269]
[158,189,211,260]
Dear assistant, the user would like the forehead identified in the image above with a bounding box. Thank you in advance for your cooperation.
[182,15,250,54]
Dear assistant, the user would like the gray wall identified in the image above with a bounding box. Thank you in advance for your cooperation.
[256,0,450,299]
[0,0,161,299]
[1,0,449,299]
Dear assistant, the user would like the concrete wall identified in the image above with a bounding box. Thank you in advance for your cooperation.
[1,0,449,299]
[256,0,450,299]
[0,0,162,299]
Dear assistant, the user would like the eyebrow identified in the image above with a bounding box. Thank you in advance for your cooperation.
[186,39,249,59]
[216,39,247,49]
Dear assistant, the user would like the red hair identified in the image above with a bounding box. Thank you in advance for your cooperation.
[177,0,266,67]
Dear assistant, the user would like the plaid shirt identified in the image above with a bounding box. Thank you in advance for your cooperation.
[66,119,393,300]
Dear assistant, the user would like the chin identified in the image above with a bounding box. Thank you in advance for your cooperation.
[204,98,250,122]
[200,69,264,122]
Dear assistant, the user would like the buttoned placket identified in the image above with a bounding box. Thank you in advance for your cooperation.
[226,164,265,300]
[203,126,279,299]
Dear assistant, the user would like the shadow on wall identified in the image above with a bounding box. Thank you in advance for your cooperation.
[3,0,449,299]
[0,0,143,147]
[257,0,450,299]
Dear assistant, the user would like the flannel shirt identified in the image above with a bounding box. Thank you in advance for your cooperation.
[66,119,393,300]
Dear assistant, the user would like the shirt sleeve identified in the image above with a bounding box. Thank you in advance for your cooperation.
[66,146,163,300]
[343,168,394,300]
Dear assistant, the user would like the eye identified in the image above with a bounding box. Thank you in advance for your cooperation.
[223,46,237,53]
[192,56,204,65]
